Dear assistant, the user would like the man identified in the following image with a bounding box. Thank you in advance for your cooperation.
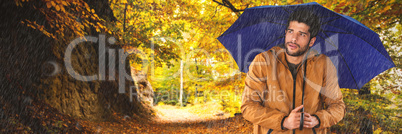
[241,8,345,134]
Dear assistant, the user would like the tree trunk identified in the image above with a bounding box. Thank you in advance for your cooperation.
[180,60,183,107]
[358,84,373,134]
[0,0,151,132]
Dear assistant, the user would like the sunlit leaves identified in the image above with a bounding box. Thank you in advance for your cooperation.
[308,0,402,32]
[18,0,109,41]
[110,0,183,69]
[336,88,401,133]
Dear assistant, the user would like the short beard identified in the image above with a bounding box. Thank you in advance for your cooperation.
[285,41,311,57]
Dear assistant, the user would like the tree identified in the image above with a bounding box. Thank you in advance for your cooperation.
[18,0,110,41]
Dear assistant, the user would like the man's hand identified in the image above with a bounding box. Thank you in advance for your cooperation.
[303,113,319,128]
[283,105,303,130]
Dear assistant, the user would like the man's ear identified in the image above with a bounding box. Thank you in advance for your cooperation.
[309,37,316,47]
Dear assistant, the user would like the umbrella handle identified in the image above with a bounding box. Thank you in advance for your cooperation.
[300,112,304,130]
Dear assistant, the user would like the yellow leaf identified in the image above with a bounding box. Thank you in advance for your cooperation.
[51,1,56,7]
[46,2,51,8]
[17,1,22,6]
[378,5,391,14]
[61,1,68,6]
[56,5,60,11]
[84,3,90,11]
[61,6,65,12]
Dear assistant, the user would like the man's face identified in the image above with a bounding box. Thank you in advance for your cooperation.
[285,21,316,57]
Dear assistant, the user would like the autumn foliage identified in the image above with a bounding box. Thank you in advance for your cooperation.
[2,0,401,133]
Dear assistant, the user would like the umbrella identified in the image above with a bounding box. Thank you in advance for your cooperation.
[217,2,395,90]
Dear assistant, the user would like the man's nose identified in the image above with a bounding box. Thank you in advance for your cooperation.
[290,35,297,42]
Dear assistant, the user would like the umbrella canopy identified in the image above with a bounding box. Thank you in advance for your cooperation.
[218,2,395,89]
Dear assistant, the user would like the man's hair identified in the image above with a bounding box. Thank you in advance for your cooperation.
[286,8,320,38]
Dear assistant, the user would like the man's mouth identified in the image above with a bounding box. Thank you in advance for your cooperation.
[287,43,299,49]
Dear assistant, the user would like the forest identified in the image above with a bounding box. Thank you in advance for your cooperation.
[0,0,401,133]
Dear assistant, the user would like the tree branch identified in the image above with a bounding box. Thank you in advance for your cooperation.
[212,0,246,13]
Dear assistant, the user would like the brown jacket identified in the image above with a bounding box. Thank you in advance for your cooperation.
[241,46,345,134]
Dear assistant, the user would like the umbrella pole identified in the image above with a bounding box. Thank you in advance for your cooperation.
[300,49,310,130]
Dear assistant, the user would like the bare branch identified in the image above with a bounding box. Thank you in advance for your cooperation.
[212,0,245,13]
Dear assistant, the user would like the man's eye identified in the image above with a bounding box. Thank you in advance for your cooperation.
[287,30,293,33]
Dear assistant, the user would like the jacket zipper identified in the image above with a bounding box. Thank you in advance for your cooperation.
[287,57,308,134]
[291,63,298,134]
[270,49,310,134]
[284,54,300,134]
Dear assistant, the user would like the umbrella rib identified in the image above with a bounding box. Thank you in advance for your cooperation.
[263,20,287,26]
[334,49,359,89]
[321,32,359,89]
[317,34,338,49]
[281,7,291,14]
[264,35,285,51]
[318,15,342,18]
[219,21,286,37]
[322,30,352,34]
[325,23,393,62]
[321,16,342,26]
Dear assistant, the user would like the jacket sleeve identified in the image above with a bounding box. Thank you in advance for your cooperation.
[241,53,287,131]
[314,57,345,129]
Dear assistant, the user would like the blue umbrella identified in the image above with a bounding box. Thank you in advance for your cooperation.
[217,2,395,89]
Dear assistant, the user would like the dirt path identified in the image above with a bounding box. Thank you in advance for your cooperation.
[152,103,230,123]
[153,105,202,122]
[78,103,253,133]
